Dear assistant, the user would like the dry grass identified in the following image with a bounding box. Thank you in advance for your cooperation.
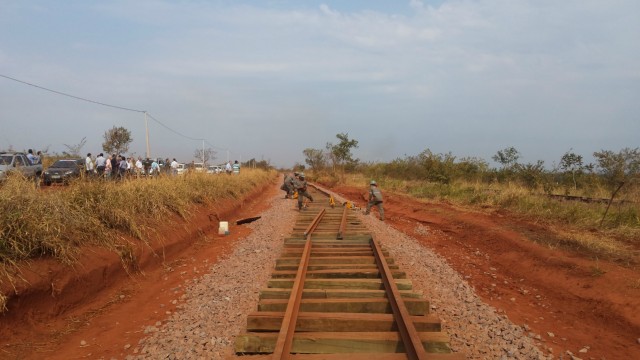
[342,173,639,263]
[0,170,275,304]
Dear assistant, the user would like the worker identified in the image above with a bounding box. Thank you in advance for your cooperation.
[294,173,313,210]
[282,172,295,198]
[365,180,384,221]
[232,160,240,175]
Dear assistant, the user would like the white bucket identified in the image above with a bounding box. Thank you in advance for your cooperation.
[218,221,229,235]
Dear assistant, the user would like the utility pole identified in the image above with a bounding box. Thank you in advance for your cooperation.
[202,139,205,166]
[144,112,150,159]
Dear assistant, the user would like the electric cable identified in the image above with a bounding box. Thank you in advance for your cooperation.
[1,73,233,155]
[0,74,145,113]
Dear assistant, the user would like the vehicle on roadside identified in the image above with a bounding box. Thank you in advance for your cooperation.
[0,152,43,181]
[206,165,222,174]
[193,162,205,173]
[176,163,187,175]
[42,158,85,185]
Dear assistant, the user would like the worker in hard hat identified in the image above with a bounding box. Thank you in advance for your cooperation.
[365,180,384,221]
[281,172,296,198]
[294,173,313,210]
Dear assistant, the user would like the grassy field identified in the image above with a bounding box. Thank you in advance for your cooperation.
[340,173,639,263]
[0,169,275,310]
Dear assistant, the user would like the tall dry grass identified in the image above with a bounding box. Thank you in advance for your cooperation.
[0,169,275,309]
[342,173,639,262]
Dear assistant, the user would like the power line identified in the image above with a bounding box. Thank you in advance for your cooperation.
[146,113,203,141]
[1,73,233,156]
[0,73,145,113]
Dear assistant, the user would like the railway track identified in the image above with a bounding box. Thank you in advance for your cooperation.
[235,184,464,359]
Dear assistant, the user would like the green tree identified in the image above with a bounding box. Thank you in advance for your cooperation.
[242,158,271,170]
[102,126,133,155]
[515,160,547,190]
[593,147,640,226]
[326,133,359,175]
[492,146,520,169]
[303,148,327,171]
[559,150,584,190]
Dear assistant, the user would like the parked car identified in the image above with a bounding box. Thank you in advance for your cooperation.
[176,163,187,175]
[193,162,205,173]
[43,158,85,185]
[0,152,43,181]
[206,165,222,174]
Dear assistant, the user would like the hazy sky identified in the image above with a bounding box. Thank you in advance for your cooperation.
[1,0,638,168]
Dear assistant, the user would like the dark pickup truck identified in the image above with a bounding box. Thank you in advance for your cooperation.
[0,152,44,181]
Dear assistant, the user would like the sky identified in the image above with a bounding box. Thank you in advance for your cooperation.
[1,0,638,168]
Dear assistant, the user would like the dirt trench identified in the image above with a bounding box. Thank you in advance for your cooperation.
[0,180,277,359]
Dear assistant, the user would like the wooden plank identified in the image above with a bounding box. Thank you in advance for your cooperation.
[258,298,427,316]
[271,269,406,279]
[276,256,395,266]
[242,353,466,360]
[281,251,375,257]
[259,289,422,300]
[276,264,399,271]
[285,238,372,245]
[235,332,452,354]
[284,246,374,251]
[284,244,371,249]
[246,312,442,332]
[267,278,412,291]
[283,248,379,254]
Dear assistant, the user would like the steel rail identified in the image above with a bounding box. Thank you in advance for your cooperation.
[303,208,326,239]
[372,238,428,360]
[272,209,326,359]
[337,206,348,240]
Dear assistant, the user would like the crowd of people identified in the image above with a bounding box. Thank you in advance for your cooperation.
[82,153,242,180]
[83,153,182,180]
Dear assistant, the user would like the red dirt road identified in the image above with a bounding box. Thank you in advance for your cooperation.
[332,185,640,359]
[2,182,639,359]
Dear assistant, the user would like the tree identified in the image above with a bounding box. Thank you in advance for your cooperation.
[194,147,217,164]
[492,146,520,169]
[514,160,547,190]
[593,147,640,226]
[303,148,327,171]
[559,150,584,190]
[102,126,132,155]
[63,137,87,157]
[326,133,359,174]
[242,158,271,170]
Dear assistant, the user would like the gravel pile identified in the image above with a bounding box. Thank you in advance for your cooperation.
[131,189,550,359]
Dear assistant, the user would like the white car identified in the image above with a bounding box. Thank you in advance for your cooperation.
[193,162,205,173]
[207,165,222,174]
[176,163,187,175]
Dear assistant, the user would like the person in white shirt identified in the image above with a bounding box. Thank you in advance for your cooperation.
[135,157,143,178]
[85,153,94,177]
[170,158,179,176]
[95,153,106,177]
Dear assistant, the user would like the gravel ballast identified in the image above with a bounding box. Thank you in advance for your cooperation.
[131,189,550,360]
